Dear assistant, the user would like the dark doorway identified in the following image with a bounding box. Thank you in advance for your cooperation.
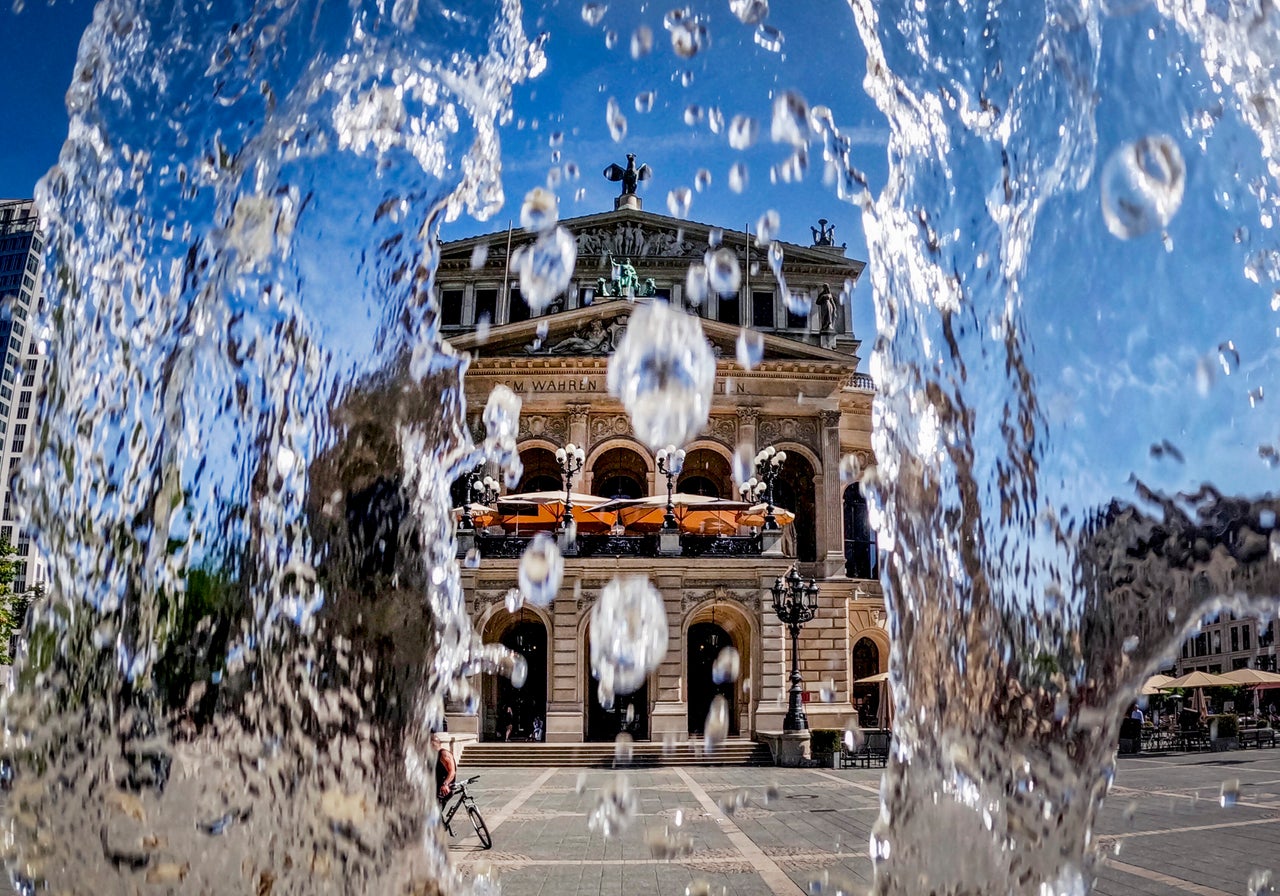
[851,637,880,728]
[488,618,547,741]
[585,643,650,741]
[774,454,817,562]
[517,447,562,494]
[687,621,738,735]
[591,446,648,499]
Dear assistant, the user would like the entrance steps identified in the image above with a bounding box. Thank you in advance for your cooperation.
[459,737,774,768]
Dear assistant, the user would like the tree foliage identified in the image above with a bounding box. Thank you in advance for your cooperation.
[0,538,25,665]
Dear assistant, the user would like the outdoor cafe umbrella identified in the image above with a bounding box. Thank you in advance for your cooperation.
[737,503,797,529]
[1140,673,1175,696]
[451,502,497,529]
[494,491,612,533]
[593,494,749,534]
[1160,670,1237,723]
[1219,668,1280,716]
[854,671,893,729]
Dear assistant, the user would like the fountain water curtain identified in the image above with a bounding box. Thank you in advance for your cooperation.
[7,1,1280,895]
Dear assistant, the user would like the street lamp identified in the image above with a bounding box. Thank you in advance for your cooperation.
[554,443,586,531]
[751,445,787,530]
[459,466,501,530]
[771,565,820,732]
[655,444,686,531]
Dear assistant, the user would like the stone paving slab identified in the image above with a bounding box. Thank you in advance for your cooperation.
[448,750,1280,896]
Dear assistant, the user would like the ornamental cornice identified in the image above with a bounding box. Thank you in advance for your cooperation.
[681,585,761,613]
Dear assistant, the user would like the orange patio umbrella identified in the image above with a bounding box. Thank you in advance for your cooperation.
[737,503,797,528]
[593,494,749,534]
[494,491,612,533]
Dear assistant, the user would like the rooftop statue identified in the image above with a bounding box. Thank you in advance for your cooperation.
[603,153,651,197]
[597,253,657,298]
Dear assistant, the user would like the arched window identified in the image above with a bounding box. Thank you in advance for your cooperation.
[517,447,561,494]
[677,448,731,498]
[772,453,817,562]
[591,446,648,499]
[843,483,878,579]
[851,637,881,728]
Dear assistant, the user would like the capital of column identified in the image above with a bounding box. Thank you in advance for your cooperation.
[819,409,841,429]
[737,405,762,425]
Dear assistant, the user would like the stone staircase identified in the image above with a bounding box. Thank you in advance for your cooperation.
[459,737,774,768]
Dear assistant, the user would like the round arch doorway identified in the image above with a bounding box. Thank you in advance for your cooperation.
[584,632,650,742]
[687,621,739,736]
[483,616,548,742]
[851,637,880,729]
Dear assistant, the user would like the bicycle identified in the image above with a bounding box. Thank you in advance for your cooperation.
[440,775,492,849]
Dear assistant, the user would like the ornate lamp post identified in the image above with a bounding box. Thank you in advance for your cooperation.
[554,443,586,533]
[751,446,787,530]
[655,445,686,531]
[771,565,820,732]
[459,467,500,530]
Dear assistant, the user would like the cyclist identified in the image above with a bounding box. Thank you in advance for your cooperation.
[431,732,456,804]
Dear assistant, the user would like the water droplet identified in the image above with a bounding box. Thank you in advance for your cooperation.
[732,443,755,488]
[483,384,522,446]
[736,329,764,370]
[667,187,692,219]
[470,244,489,269]
[770,91,810,149]
[756,209,780,245]
[581,3,608,26]
[464,547,481,569]
[606,96,627,142]
[504,588,525,614]
[711,646,741,684]
[549,131,564,148]
[1246,869,1275,895]
[1121,635,1139,653]
[673,807,685,826]
[630,25,653,58]
[838,454,862,483]
[680,70,695,87]
[575,772,589,794]
[1220,778,1241,808]
[614,732,634,765]
[685,263,708,307]
[518,533,564,607]
[604,29,618,49]
[666,12,707,58]
[707,107,724,134]
[729,0,769,24]
[515,226,577,313]
[708,247,740,294]
[1218,340,1240,375]
[565,161,580,180]
[703,695,729,751]
[589,576,669,695]
[728,162,749,193]
[754,24,784,52]
[520,186,559,232]
[588,775,638,837]
[820,681,836,702]
[1100,135,1186,239]
[662,730,678,754]
[606,301,716,450]
[694,168,712,192]
[645,824,693,859]
[1250,387,1265,407]
[635,91,655,113]
[683,104,704,126]
[1196,356,1215,396]
[728,115,759,150]
[509,654,528,689]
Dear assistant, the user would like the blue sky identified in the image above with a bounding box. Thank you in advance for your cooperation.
[0,0,888,352]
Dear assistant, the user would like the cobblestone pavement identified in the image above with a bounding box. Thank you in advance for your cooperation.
[444,750,1280,896]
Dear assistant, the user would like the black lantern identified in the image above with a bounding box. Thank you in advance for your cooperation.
[771,565,820,732]
[655,444,686,531]
[554,443,586,531]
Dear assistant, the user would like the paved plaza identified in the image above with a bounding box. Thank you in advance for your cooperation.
[444,749,1280,896]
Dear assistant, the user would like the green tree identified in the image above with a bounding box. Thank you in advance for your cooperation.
[0,538,23,665]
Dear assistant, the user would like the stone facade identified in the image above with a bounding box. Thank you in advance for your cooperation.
[440,203,887,742]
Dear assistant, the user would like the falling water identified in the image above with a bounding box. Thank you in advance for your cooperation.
[7,1,1280,895]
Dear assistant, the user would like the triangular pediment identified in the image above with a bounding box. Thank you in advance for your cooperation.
[447,298,855,367]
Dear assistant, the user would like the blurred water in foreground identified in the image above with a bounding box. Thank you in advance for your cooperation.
[4,1,1280,894]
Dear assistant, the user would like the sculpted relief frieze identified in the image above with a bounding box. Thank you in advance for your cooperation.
[576,223,699,260]
[682,585,761,613]
[758,416,818,453]
[519,413,568,443]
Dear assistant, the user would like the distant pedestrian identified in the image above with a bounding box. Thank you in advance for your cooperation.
[1130,705,1145,724]
[499,702,515,742]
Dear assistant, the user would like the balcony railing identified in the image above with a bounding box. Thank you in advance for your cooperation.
[475,532,765,559]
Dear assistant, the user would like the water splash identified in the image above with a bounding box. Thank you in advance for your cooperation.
[10,1,543,892]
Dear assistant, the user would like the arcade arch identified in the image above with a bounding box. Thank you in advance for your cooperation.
[479,607,550,741]
[684,599,754,736]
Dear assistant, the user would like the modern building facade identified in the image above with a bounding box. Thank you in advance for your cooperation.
[440,182,888,743]
[0,200,49,596]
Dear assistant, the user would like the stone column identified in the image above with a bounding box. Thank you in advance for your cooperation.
[736,405,760,456]
[650,571,688,741]
[546,581,586,742]
[567,404,590,451]
[819,409,845,577]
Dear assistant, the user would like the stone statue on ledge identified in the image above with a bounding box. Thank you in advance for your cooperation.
[596,253,657,298]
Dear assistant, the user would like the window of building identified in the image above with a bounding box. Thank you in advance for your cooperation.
[440,288,464,327]
[1233,657,1250,670]
[716,290,740,325]
[11,423,25,453]
[473,288,498,327]
[751,291,774,329]
[1231,626,1239,652]
[1244,624,1252,649]
[784,295,808,329]
[1211,630,1222,654]
[843,483,878,579]
[508,286,531,323]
